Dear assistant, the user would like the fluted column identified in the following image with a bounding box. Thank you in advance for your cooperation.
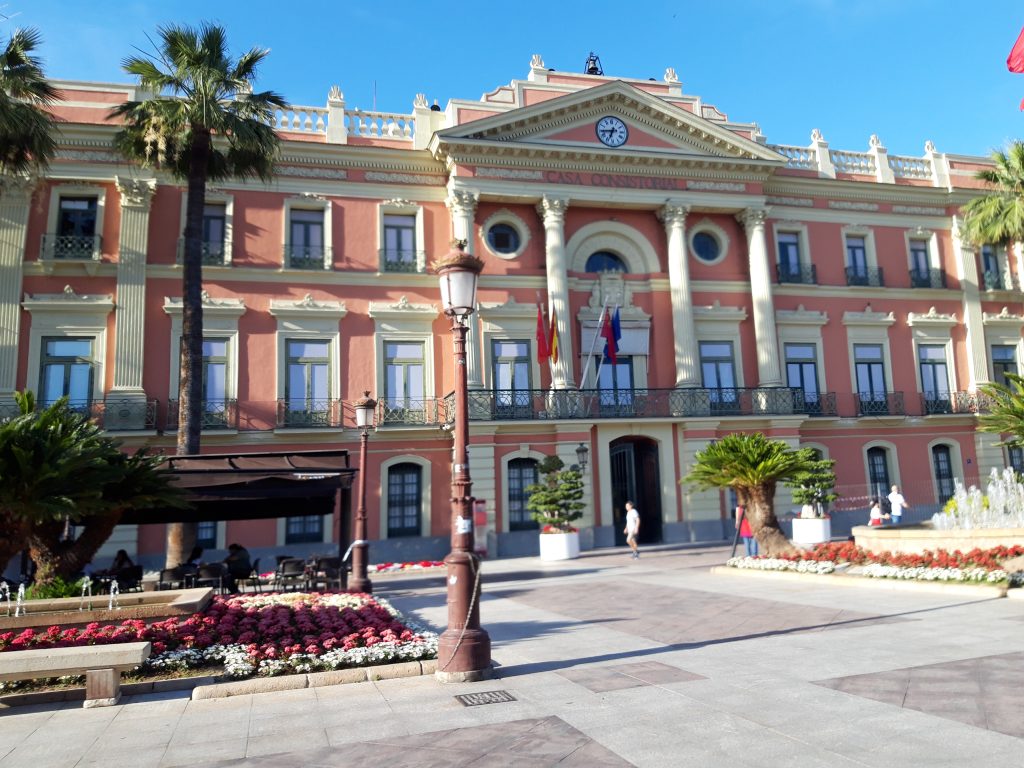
[737,207,783,386]
[659,202,700,387]
[537,196,573,389]
[952,216,989,389]
[446,189,483,388]
[110,177,156,426]
[0,177,34,404]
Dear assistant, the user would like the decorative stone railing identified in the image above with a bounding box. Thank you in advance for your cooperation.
[272,105,330,134]
[345,109,415,140]
[830,149,876,175]
[771,144,817,171]
[267,88,423,145]
[888,154,932,179]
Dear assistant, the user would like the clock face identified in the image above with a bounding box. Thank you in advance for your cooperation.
[596,116,628,147]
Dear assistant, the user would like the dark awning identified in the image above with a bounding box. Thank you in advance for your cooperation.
[121,449,356,524]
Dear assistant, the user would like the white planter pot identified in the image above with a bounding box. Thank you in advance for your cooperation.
[792,517,832,546]
[539,531,581,561]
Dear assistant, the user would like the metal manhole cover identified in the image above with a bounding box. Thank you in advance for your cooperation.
[455,690,517,707]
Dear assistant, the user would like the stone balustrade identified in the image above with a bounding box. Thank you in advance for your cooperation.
[830,148,876,175]
[771,144,817,170]
[271,105,330,134]
[887,153,933,179]
[344,109,415,140]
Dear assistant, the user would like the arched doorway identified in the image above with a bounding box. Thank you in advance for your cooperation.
[609,437,662,545]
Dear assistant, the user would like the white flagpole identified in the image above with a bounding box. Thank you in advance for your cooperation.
[579,298,609,391]
[593,303,619,389]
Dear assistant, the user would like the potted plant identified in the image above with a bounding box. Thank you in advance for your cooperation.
[786,451,838,546]
[526,455,585,561]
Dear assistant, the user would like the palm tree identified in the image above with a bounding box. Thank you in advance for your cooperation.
[978,372,1024,447]
[110,23,284,567]
[0,27,59,176]
[961,141,1024,246]
[684,432,818,557]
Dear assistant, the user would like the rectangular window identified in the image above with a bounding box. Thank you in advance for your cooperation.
[40,337,94,409]
[993,345,1018,386]
[196,521,217,550]
[777,232,801,279]
[854,343,887,414]
[981,245,1003,290]
[285,515,323,544]
[202,338,230,428]
[1009,446,1024,474]
[202,203,227,262]
[382,214,417,271]
[918,344,951,413]
[492,340,532,418]
[846,236,867,272]
[387,465,422,537]
[383,342,425,422]
[867,447,892,508]
[288,209,325,268]
[285,339,331,426]
[785,343,820,413]
[700,341,738,414]
[508,459,539,531]
[57,197,97,237]
[909,240,930,278]
[932,446,955,503]
[598,357,635,413]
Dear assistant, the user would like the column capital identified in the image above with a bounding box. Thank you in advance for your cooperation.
[658,201,690,227]
[445,188,479,215]
[115,176,156,209]
[736,207,769,233]
[536,195,569,225]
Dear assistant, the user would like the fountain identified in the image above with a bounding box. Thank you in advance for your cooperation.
[108,580,120,611]
[79,577,93,611]
[0,582,10,617]
[14,583,25,617]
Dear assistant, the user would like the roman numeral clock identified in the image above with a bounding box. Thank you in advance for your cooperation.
[596,115,629,147]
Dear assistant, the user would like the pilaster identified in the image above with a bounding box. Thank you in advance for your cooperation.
[810,129,835,178]
[658,202,700,386]
[737,207,782,386]
[951,216,990,390]
[537,196,573,389]
[0,177,34,404]
[326,86,348,145]
[868,134,895,184]
[446,188,483,388]
[110,177,156,428]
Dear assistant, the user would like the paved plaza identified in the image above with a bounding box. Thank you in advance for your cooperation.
[2,545,1023,767]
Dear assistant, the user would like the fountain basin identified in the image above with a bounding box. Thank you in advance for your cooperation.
[852,523,1024,556]
[0,588,212,633]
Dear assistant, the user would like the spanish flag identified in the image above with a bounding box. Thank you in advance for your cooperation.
[549,307,559,365]
[536,303,550,361]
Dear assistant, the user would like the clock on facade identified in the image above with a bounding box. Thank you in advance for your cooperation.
[596,115,628,147]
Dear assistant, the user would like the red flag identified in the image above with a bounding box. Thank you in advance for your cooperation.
[536,304,550,361]
[549,307,559,365]
[1009,26,1024,73]
[600,309,617,365]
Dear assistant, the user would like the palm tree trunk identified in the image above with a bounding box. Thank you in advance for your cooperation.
[168,127,212,568]
[746,484,799,557]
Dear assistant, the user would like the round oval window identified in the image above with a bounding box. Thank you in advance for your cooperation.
[486,223,521,255]
[692,231,721,262]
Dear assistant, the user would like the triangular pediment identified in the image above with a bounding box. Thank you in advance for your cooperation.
[432,81,783,166]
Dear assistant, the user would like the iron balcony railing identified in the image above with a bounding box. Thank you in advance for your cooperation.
[40,233,102,261]
[379,249,425,273]
[176,238,228,266]
[437,387,834,422]
[948,391,996,415]
[22,398,158,430]
[167,399,239,430]
[276,398,343,428]
[854,391,904,416]
[845,266,884,287]
[776,263,817,285]
[378,397,444,425]
[284,245,331,270]
[909,267,946,289]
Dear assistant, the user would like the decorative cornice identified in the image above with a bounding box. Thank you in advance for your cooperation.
[367,296,438,319]
[277,165,348,180]
[906,306,957,327]
[163,294,247,318]
[268,294,347,318]
[766,195,813,207]
[687,180,746,192]
[892,205,946,216]
[478,295,536,319]
[693,300,747,322]
[365,171,443,185]
[983,307,1024,327]
[775,304,828,326]
[829,200,880,212]
[475,167,545,181]
[23,286,115,312]
[842,304,896,326]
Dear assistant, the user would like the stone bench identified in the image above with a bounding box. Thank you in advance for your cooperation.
[0,641,151,708]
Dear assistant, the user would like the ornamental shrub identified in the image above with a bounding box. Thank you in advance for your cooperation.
[525,455,585,533]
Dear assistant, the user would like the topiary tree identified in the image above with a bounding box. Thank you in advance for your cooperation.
[785,450,839,516]
[525,455,585,533]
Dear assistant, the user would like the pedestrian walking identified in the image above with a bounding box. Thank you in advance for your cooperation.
[624,501,640,559]
[736,505,758,556]
[887,484,909,525]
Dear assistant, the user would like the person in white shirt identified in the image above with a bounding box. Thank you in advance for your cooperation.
[887,485,909,525]
[624,501,640,559]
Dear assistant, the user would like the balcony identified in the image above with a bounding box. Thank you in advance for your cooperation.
[982,271,1018,291]
[776,263,817,285]
[26,398,158,430]
[379,249,425,273]
[40,233,102,262]
[949,391,995,415]
[176,238,228,266]
[793,391,838,417]
[378,397,444,425]
[909,268,946,289]
[845,266,884,287]
[276,398,342,428]
[855,391,904,416]
[167,399,239,430]
[284,245,331,270]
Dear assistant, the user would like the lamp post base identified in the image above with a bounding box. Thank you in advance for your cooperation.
[435,628,493,683]
[347,576,372,594]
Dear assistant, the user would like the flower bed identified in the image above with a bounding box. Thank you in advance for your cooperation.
[0,592,437,684]
[726,542,1024,585]
[368,560,444,574]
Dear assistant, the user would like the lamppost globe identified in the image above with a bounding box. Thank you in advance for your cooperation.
[354,390,377,431]
[436,239,484,321]
[575,442,590,473]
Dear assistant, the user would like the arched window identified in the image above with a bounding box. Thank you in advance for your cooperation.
[508,458,539,531]
[585,251,628,273]
[387,463,422,537]
[932,445,955,503]
[866,447,892,509]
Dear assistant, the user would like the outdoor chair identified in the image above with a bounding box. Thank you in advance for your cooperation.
[311,556,345,592]
[241,557,263,594]
[157,567,186,590]
[118,565,144,592]
[195,564,227,594]
[274,558,308,592]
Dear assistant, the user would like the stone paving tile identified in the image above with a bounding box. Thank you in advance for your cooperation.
[610,660,707,685]
[813,650,1024,738]
[558,666,647,692]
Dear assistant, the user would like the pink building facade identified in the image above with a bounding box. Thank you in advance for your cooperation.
[2,57,1020,569]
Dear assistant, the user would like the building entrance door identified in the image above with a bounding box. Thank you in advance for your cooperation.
[610,437,662,546]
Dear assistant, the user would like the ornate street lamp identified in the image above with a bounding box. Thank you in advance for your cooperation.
[575,442,590,474]
[349,391,376,594]
[434,239,491,682]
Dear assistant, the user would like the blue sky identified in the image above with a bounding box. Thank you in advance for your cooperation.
[13,1,1024,157]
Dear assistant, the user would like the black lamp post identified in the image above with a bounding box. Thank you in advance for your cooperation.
[349,391,376,594]
[434,240,491,682]
[575,442,590,475]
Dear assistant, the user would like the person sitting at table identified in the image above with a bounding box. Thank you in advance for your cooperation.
[93,549,135,582]
[223,543,252,594]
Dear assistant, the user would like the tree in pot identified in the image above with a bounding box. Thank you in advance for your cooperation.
[785,451,838,516]
[525,455,585,534]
